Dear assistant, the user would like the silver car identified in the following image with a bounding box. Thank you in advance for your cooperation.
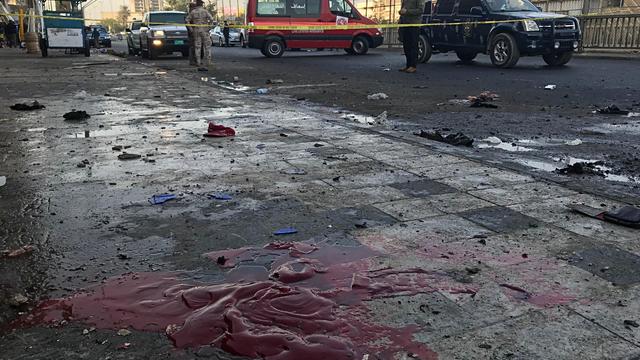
[209,26,243,47]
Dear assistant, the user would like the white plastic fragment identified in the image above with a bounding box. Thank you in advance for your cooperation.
[565,139,583,146]
[544,84,557,90]
[367,93,388,100]
[0,176,5,187]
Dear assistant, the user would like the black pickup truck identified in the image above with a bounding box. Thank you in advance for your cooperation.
[415,0,581,67]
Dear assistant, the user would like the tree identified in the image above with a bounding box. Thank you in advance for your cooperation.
[164,0,190,11]
[117,5,131,29]
[101,18,125,33]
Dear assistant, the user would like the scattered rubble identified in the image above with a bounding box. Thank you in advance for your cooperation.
[208,193,233,201]
[77,159,90,168]
[367,93,388,100]
[10,101,45,111]
[266,79,284,84]
[117,329,132,336]
[63,110,91,121]
[565,139,583,146]
[595,105,630,115]
[2,245,35,258]
[0,176,5,187]
[9,294,29,307]
[149,194,177,205]
[555,161,605,176]
[203,123,236,137]
[256,88,269,94]
[415,130,474,147]
[118,153,142,160]
[544,84,557,90]
[624,320,639,328]
[468,91,499,108]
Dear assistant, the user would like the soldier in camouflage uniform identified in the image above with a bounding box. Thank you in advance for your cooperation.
[187,2,197,66]
[186,0,214,71]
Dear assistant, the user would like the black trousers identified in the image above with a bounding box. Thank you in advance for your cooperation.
[402,27,419,68]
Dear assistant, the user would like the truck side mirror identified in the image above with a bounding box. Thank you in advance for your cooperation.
[470,6,484,15]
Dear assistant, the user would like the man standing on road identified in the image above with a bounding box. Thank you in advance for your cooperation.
[187,0,214,71]
[6,20,17,48]
[92,27,100,48]
[223,21,230,47]
[398,0,422,73]
[187,2,197,66]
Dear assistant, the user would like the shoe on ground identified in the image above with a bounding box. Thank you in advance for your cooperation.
[404,67,417,73]
[399,67,408,72]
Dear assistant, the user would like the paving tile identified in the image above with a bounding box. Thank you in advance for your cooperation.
[354,215,495,255]
[508,193,626,224]
[373,198,445,221]
[439,170,535,191]
[469,182,578,206]
[321,169,421,189]
[377,154,468,170]
[569,245,640,286]
[389,179,457,197]
[430,307,640,359]
[297,185,410,209]
[459,206,541,233]
[422,192,495,213]
[411,160,496,179]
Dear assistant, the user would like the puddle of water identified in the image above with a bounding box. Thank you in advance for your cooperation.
[582,120,640,135]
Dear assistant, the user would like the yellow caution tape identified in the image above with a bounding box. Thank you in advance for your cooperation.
[1,11,583,31]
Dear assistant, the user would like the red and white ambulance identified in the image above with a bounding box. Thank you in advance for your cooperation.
[245,0,384,57]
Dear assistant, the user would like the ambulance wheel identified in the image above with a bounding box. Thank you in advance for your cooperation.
[350,36,369,55]
[263,37,284,58]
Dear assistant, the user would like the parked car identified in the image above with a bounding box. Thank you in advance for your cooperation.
[86,25,111,47]
[245,0,383,57]
[139,11,190,59]
[126,20,142,55]
[210,26,243,47]
[416,0,581,67]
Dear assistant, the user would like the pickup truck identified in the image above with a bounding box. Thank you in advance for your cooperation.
[139,11,190,59]
[416,0,581,67]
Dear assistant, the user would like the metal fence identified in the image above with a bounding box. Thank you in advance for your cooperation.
[579,14,640,48]
[378,14,640,49]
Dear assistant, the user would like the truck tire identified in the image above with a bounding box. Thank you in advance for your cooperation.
[350,36,369,55]
[263,37,285,58]
[456,50,477,63]
[417,33,432,63]
[489,33,519,68]
[542,52,573,66]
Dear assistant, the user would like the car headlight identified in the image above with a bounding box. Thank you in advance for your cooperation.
[152,30,165,37]
[523,20,540,32]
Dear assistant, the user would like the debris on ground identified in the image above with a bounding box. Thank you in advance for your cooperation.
[595,105,630,115]
[203,123,236,137]
[415,130,474,147]
[1,245,35,258]
[256,88,269,94]
[117,253,131,260]
[118,153,142,160]
[555,161,605,176]
[233,76,240,82]
[149,194,177,205]
[9,294,29,307]
[568,204,640,229]
[0,176,5,187]
[77,159,90,168]
[273,227,298,235]
[354,221,368,229]
[117,329,132,336]
[565,139,583,146]
[468,91,499,108]
[280,168,307,175]
[63,110,91,121]
[483,136,502,144]
[624,320,640,328]
[116,342,131,350]
[279,133,288,137]
[374,111,389,126]
[256,144,266,150]
[367,93,389,100]
[544,84,557,90]
[10,101,45,111]
[208,193,233,201]
[266,79,284,84]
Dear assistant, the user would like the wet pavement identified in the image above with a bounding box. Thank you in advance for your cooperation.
[1,47,640,359]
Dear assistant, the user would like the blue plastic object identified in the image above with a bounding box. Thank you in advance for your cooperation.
[209,193,233,201]
[149,194,177,205]
[273,227,298,235]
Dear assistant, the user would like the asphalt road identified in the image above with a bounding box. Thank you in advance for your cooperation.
[111,40,640,199]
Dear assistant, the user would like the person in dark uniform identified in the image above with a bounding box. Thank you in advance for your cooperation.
[6,20,18,48]
[398,0,422,73]
[222,21,230,47]
[92,27,100,48]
